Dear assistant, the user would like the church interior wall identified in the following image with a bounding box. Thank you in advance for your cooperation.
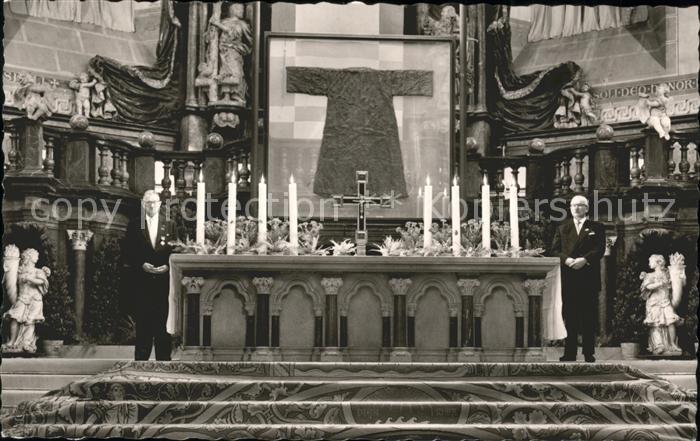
[271,2,403,35]
[2,1,160,79]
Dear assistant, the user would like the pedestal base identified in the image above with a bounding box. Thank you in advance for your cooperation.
[389,347,412,362]
[320,347,344,362]
[251,347,276,361]
[522,347,546,362]
[457,347,482,362]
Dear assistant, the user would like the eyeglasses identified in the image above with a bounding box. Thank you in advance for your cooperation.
[570,204,587,207]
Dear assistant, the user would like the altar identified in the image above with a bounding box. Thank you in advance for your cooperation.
[168,255,564,362]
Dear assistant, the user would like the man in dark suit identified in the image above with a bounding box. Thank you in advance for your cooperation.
[551,195,606,362]
[124,190,179,361]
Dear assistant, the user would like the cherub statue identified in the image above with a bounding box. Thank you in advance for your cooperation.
[13,73,55,121]
[2,247,51,354]
[572,83,597,126]
[69,72,97,117]
[637,83,672,140]
[640,253,685,355]
[554,72,598,128]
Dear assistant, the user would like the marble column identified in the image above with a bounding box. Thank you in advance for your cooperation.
[251,277,274,360]
[389,278,412,362]
[457,278,480,361]
[523,279,547,361]
[180,2,207,152]
[67,230,93,340]
[321,277,343,361]
[181,277,204,346]
[600,236,617,338]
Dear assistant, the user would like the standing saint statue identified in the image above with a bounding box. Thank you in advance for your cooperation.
[209,3,253,106]
[2,247,51,354]
[640,253,685,355]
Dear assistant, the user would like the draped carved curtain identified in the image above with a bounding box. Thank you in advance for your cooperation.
[12,0,135,33]
[527,6,648,42]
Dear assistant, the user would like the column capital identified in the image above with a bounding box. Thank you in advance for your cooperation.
[67,230,93,251]
[457,278,480,296]
[523,279,547,297]
[182,276,205,294]
[252,277,274,294]
[320,277,343,295]
[389,278,412,296]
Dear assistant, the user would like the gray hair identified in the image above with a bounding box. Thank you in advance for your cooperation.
[570,195,589,207]
[142,189,160,203]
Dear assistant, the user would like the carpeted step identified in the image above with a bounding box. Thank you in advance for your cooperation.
[1,391,48,410]
[9,399,695,426]
[54,375,696,403]
[0,359,122,375]
[6,422,696,440]
[2,374,89,390]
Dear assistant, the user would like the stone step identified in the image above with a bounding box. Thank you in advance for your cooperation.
[2,374,88,390]
[59,377,695,403]
[0,358,122,375]
[11,400,695,426]
[6,423,696,440]
[658,374,697,391]
[1,391,47,409]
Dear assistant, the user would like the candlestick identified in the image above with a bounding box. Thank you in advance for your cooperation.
[289,174,298,255]
[423,176,432,250]
[258,175,267,246]
[226,172,237,255]
[509,183,520,252]
[451,176,460,256]
[196,171,205,245]
[481,174,491,251]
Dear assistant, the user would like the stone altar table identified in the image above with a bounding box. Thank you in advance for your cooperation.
[168,256,564,362]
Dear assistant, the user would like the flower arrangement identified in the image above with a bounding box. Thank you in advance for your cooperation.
[375,236,404,257]
[264,218,291,255]
[490,221,511,256]
[235,216,259,254]
[330,239,356,256]
[425,219,453,256]
[460,219,487,257]
[298,220,328,256]
[395,221,423,255]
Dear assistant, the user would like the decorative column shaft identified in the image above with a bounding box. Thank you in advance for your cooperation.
[67,230,93,340]
[182,277,204,346]
[251,277,274,361]
[321,277,343,361]
[524,279,546,348]
[458,279,479,349]
[389,278,412,362]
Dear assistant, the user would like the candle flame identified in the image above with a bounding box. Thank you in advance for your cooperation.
[483,174,488,185]
[230,171,236,183]
[199,171,203,183]
[290,174,295,184]
[453,175,458,186]
[426,176,431,186]
[260,175,266,184]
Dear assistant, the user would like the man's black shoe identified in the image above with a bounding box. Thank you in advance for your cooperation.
[584,355,596,363]
[559,355,576,362]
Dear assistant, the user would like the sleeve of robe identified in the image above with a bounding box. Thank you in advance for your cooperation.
[387,70,433,97]
[286,67,331,96]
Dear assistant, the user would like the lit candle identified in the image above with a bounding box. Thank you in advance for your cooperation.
[226,172,237,255]
[509,182,520,252]
[451,176,460,256]
[289,174,298,255]
[481,173,491,250]
[257,175,267,246]
[423,176,432,250]
[196,171,205,245]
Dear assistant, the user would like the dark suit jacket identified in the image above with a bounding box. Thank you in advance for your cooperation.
[122,212,179,316]
[551,218,606,294]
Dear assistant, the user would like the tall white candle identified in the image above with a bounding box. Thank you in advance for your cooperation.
[196,171,205,245]
[481,174,491,250]
[257,175,267,245]
[451,176,460,256]
[289,174,298,255]
[509,183,520,252]
[423,176,432,250]
[226,172,237,255]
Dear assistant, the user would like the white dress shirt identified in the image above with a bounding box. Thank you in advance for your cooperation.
[574,217,587,235]
[146,214,159,248]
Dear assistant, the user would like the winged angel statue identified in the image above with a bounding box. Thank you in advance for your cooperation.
[2,246,51,353]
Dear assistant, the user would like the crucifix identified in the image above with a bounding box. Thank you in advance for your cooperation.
[333,171,393,256]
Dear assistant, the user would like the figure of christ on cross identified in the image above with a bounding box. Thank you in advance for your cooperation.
[333,171,393,256]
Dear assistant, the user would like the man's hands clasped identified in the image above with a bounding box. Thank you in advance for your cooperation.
[565,257,587,270]
[143,262,169,274]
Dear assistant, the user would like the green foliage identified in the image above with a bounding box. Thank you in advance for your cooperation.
[40,264,75,342]
[85,238,131,344]
[612,229,697,352]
